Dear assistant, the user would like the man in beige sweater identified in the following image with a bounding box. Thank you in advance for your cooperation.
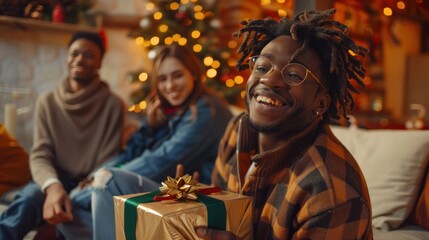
[0,31,125,240]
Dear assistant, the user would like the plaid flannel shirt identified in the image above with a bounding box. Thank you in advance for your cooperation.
[212,113,373,239]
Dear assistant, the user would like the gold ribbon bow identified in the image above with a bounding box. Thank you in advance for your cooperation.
[159,174,200,200]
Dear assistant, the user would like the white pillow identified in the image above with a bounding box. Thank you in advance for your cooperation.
[330,125,429,231]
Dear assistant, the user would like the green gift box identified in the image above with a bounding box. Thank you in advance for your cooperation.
[114,190,253,240]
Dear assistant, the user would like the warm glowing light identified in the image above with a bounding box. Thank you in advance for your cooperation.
[278,9,287,17]
[383,7,393,16]
[164,37,173,45]
[159,24,168,32]
[261,0,270,5]
[194,12,205,20]
[194,5,203,12]
[170,2,180,10]
[240,90,246,99]
[153,12,163,20]
[139,101,147,110]
[150,36,160,45]
[277,0,285,3]
[211,60,221,69]
[193,44,202,52]
[372,97,383,112]
[228,40,237,49]
[139,72,148,82]
[172,34,181,41]
[191,30,201,39]
[128,105,136,112]
[178,37,187,45]
[145,2,155,11]
[204,56,214,66]
[143,41,151,47]
[206,68,217,78]
[221,51,230,59]
[225,79,235,87]
[134,104,142,113]
[397,1,405,9]
[348,49,357,56]
[227,58,236,67]
[181,0,189,4]
[135,37,144,45]
[234,76,244,84]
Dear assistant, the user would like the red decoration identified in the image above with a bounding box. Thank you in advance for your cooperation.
[52,3,64,23]
[99,27,108,53]
[221,74,232,83]
[175,12,187,21]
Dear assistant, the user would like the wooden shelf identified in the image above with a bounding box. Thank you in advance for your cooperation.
[0,15,98,33]
[0,14,144,32]
[102,14,141,29]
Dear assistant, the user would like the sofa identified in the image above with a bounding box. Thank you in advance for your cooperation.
[331,124,429,239]
[2,122,428,240]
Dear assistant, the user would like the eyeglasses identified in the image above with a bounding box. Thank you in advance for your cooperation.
[248,55,327,90]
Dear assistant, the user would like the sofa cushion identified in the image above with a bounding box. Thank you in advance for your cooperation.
[373,225,429,240]
[330,125,429,231]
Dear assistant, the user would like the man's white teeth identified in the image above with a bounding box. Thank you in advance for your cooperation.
[256,95,284,107]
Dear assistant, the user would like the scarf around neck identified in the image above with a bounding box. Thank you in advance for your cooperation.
[54,77,112,129]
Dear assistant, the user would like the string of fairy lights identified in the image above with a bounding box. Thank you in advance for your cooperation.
[126,0,296,113]
[126,0,244,113]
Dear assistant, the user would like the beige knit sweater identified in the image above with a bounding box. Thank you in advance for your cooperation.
[30,78,125,187]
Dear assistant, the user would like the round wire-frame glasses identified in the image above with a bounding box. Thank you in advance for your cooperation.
[248,55,327,91]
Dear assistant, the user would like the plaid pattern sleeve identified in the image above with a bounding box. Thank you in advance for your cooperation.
[213,115,373,239]
[211,113,243,191]
[255,126,373,239]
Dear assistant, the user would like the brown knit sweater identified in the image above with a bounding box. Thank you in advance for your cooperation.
[30,78,125,187]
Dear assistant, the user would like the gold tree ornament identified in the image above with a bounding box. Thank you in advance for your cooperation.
[159,174,200,200]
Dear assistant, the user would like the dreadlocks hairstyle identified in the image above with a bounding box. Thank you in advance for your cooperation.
[234,8,368,123]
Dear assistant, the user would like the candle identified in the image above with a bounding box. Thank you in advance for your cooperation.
[4,103,17,138]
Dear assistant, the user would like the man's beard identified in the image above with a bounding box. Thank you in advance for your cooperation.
[72,74,96,86]
[246,116,282,134]
[245,96,283,134]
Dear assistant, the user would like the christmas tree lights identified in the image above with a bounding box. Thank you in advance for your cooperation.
[127,0,246,113]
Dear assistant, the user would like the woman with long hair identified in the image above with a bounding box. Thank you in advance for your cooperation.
[58,44,232,240]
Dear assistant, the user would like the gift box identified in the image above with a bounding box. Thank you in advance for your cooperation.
[114,189,253,240]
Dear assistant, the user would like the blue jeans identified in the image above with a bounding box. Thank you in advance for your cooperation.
[0,178,76,240]
[0,182,44,240]
[58,168,160,240]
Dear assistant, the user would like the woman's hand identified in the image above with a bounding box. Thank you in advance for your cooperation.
[146,97,167,129]
[195,227,239,240]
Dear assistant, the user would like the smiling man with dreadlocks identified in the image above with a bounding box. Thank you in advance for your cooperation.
[196,8,373,240]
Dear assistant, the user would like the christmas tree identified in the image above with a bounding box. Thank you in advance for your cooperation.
[126,0,246,113]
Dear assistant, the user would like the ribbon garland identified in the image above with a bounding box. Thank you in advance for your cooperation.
[123,175,226,240]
